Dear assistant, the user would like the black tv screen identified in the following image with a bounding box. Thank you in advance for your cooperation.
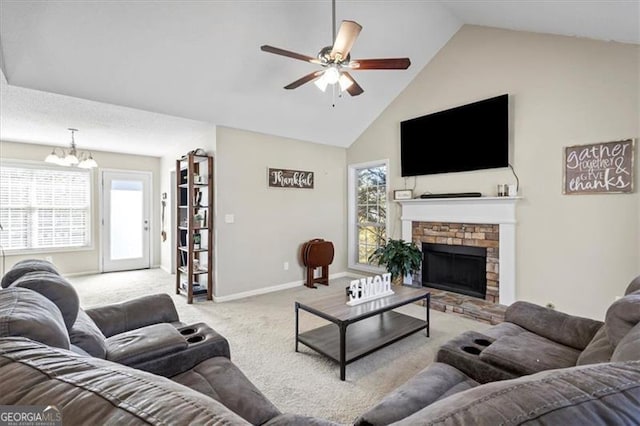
[400,94,508,176]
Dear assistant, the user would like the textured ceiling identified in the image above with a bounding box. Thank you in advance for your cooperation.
[0,1,638,155]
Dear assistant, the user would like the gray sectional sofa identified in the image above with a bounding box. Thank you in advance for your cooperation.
[356,275,640,425]
[2,259,639,425]
[0,259,335,425]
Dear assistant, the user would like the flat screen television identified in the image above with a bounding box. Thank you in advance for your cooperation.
[400,94,509,176]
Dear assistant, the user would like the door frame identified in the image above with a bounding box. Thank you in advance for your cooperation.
[99,169,153,272]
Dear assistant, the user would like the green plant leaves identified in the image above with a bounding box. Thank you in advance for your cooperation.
[368,239,422,281]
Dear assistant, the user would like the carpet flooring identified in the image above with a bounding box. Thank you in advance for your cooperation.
[69,269,490,424]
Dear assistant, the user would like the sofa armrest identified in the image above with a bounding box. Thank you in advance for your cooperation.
[86,294,179,337]
[505,301,603,350]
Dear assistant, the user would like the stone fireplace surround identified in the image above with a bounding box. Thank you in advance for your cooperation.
[398,197,519,306]
[415,222,499,303]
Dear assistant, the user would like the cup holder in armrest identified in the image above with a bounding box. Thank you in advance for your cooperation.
[187,335,205,344]
[473,338,492,346]
[180,327,198,336]
[461,345,482,355]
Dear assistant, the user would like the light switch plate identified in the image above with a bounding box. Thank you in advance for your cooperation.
[224,214,235,224]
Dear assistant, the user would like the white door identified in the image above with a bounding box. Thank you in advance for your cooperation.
[102,170,151,272]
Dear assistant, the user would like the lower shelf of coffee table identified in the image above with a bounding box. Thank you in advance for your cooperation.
[298,311,427,363]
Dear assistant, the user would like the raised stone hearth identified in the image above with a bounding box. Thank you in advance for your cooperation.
[426,287,507,325]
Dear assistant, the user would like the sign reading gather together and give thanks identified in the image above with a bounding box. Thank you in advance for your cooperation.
[268,168,314,189]
[564,139,634,195]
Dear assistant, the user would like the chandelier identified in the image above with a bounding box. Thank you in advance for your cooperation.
[45,128,98,169]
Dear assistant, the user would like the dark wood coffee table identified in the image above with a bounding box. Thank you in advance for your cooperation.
[295,285,430,380]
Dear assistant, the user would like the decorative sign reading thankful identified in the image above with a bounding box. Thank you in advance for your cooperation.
[268,168,314,189]
[347,273,394,306]
[564,139,634,195]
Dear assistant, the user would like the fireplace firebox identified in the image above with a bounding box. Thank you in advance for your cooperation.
[422,243,487,298]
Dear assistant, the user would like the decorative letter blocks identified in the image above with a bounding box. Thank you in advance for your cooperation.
[347,273,394,306]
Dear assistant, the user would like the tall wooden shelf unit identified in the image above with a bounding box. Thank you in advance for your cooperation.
[175,153,214,303]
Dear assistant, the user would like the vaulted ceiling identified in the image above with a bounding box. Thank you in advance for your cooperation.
[0,1,638,156]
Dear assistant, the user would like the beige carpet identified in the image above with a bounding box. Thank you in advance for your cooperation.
[69,269,490,424]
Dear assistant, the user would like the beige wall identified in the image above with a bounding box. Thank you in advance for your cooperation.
[348,25,640,319]
[0,140,162,275]
[215,126,347,298]
[158,127,217,274]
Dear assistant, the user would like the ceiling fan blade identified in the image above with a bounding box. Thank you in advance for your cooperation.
[284,70,325,90]
[341,72,364,96]
[330,20,362,61]
[349,58,411,70]
[260,45,319,63]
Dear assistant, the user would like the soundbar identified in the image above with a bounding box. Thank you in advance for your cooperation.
[420,192,482,199]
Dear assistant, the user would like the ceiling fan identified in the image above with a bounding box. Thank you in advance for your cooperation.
[260,0,411,96]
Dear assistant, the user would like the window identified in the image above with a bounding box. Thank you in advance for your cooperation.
[348,160,388,271]
[0,161,91,252]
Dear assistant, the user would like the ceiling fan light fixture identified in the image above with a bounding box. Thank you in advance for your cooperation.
[314,72,329,91]
[325,66,340,85]
[338,73,353,91]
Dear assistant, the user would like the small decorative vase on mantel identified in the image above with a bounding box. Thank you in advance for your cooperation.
[369,239,422,286]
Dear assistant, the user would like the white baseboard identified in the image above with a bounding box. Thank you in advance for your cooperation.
[66,265,164,278]
[64,270,100,277]
[214,271,351,303]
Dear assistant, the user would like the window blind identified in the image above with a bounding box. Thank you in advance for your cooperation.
[0,162,91,251]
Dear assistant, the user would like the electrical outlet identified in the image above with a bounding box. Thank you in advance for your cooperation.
[283,262,289,270]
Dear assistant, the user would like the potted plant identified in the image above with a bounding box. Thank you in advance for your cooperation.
[369,239,422,286]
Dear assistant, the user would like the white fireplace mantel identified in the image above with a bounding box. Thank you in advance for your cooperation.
[398,197,520,305]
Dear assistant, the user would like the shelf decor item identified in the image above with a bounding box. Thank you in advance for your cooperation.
[369,238,422,286]
[346,273,394,306]
[176,151,214,303]
[394,189,413,200]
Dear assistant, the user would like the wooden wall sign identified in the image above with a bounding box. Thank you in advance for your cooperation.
[268,168,314,189]
[564,139,634,194]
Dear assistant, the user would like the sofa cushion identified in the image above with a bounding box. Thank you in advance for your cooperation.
[263,414,339,425]
[69,309,107,358]
[605,291,640,346]
[435,330,519,383]
[0,288,70,349]
[105,323,187,365]
[86,293,179,338]
[576,325,615,366]
[0,337,249,425]
[354,362,479,426]
[0,259,59,288]
[132,323,231,377]
[479,331,581,375]
[480,321,527,340]
[505,301,603,350]
[10,271,79,330]
[611,322,640,362]
[625,275,640,295]
[393,361,640,425]
[172,356,281,425]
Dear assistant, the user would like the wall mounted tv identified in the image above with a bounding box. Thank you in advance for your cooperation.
[400,94,509,177]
